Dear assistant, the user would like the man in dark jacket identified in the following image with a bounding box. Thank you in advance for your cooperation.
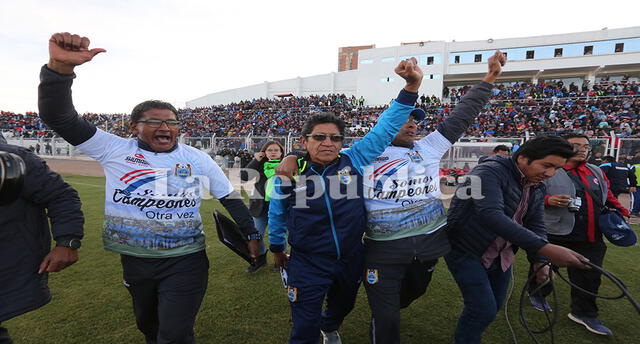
[0,133,84,343]
[445,136,589,344]
[599,155,637,198]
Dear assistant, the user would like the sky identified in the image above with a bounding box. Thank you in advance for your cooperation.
[1,0,639,114]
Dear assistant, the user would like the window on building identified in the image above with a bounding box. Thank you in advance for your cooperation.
[554,48,563,57]
[584,45,593,55]
[430,74,434,79]
[427,56,434,65]
[474,54,482,62]
[454,55,460,64]
[615,43,624,53]
[526,50,535,59]
[503,52,507,59]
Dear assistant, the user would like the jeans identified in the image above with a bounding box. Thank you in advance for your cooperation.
[445,248,512,344]
[253,213,268,255]
[631,189,640,214]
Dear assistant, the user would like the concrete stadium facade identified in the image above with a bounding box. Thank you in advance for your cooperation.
[187,27,640,108]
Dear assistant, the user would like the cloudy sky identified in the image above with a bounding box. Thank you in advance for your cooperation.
[1,0,638,113]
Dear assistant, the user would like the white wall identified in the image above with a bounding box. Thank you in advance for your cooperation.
[187,27,640,107]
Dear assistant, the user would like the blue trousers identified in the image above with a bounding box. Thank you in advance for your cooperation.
[445,248,512,344]
[631,189,640,214]
[285,247,364,344]
[252,212,268,255]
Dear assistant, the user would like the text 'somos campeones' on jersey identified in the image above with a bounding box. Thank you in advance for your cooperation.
[77,129,234,257]
[363,130,452,241]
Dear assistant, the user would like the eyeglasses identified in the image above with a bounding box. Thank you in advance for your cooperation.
[306,134,344,142]
[571,143,592,151]
[137,119,180,128]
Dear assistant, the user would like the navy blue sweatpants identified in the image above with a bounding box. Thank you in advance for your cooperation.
[284,246,364,344]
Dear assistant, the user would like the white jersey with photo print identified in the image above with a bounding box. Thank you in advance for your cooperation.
[363,130,452,241]
[76,128,233,257]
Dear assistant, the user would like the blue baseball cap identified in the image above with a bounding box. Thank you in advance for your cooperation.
[410,108,426,121]
[600,212,637,247]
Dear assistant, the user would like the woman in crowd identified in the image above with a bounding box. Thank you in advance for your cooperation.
[242,140,285,272]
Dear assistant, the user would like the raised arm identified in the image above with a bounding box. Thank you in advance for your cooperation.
[38,32,106,145]
[437,51,505,143]
[344,58,423,173]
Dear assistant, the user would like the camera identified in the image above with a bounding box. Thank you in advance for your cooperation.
[567,197,582,213]
[0,151,26,205]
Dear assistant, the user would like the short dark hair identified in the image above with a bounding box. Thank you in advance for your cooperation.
[513,136,576,163]
[130,100,179,123]
[300,113,346,137]
[561,133,589,142]
[602,156,616,163]
[493,145,510,153]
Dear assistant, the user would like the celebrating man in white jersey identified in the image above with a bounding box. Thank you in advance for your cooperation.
[361,52,505,344]
[38,32,259,344]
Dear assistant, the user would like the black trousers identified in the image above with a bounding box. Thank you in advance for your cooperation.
[121,250,209,344]
[0,324,12,344]
[549,240,607,318]
[363,258,438,344]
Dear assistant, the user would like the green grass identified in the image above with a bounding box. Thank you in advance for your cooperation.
[5,174,640,343]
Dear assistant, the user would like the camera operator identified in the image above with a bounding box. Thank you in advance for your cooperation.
[0,132,84,343]
[528,133,628,336]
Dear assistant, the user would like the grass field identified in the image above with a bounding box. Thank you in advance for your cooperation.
[5,174,640,343]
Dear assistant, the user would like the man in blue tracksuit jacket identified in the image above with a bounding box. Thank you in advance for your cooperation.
[599,155,637,198]
[268,58,423,344]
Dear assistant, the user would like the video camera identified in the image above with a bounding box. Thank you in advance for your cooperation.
[0,150,26,205]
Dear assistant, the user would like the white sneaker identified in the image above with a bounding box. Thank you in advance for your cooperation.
[320,330,342,344]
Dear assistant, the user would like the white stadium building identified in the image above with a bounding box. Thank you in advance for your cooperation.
[187,26,640,107]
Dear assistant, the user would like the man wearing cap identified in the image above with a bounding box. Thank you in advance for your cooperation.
[361,52,506,344]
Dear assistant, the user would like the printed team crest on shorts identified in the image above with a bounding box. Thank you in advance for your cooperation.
[287,286,298,302]
[366,269,379,284]
[338,166,352,185]
[174,163,192,178]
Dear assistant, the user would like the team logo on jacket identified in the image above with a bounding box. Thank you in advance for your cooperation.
[174,163,192,178]
[338,166,352,185]
[366,269,379,284]
[287,286,298,302]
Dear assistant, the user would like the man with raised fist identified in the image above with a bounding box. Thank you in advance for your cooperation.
[38,32,260,344]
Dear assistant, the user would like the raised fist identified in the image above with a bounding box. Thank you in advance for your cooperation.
[395,57,423,92]
[48,32,106,74]
[485,51,506,82]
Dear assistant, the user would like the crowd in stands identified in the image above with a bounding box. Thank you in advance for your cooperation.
[2,78,639,144]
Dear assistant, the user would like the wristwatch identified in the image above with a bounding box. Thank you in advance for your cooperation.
[247,232,262,241]
[56,238,82,249]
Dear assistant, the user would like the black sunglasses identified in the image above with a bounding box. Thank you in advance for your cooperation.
[306,134,344,142]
